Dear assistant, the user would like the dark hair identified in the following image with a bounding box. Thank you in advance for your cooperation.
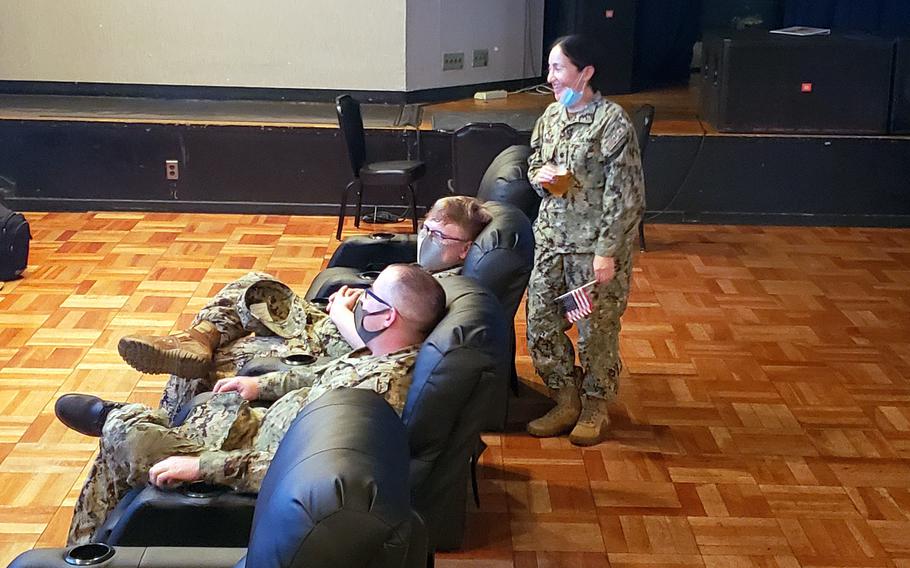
[551,34,606,94]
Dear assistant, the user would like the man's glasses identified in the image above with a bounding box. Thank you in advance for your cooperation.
[364,288,391,309]
[418,223,470,244]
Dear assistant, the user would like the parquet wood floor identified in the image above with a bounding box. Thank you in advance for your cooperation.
[1,213,909,567]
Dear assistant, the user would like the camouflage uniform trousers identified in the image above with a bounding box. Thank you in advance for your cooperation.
[526,243,633,400]
[67,344,415,545]
[66,395,260,546]
[160,271,349,420]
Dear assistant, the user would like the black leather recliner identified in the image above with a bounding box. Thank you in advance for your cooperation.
[307,200,534,429]
[72,276,508,554]
[475,145,539,224]
[8,388,426,568]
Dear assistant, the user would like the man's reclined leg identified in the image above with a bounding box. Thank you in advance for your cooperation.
[118,272,341,420]
[57,265,447,545]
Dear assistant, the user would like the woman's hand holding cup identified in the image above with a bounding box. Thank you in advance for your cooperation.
[532,164,561,186]
[537,164,573,197]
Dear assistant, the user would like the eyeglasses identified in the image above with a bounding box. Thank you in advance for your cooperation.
[418,223,470,244]
[364,288,391,309]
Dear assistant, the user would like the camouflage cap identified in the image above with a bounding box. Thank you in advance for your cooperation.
[237,279,308,339]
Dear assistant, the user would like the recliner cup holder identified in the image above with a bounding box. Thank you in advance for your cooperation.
[181,481,228,498]
[369,232,396,240]
[358,271,381,280]
[64,543,115,566]
[310,297,330,310]
[281,353,316,366]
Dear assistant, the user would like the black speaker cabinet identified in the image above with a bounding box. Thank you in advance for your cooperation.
[579,0,639,93]
[701,30,894,134]
[891,38,910,134]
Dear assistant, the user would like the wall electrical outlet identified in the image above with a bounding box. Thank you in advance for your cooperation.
[165,160,179,180]
[473,49,489,68]
[442,52,464,71]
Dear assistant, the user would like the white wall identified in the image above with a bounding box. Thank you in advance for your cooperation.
[0,0,542,94]
[405,0,544,91]
[0,0,407,91]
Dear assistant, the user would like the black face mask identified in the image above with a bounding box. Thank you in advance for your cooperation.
[353,299,390,345]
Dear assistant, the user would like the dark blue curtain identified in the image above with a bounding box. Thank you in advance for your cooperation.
[783,0,910,34]
[637,0,700,86]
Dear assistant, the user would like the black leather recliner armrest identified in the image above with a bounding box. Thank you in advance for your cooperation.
[327,233,418,270]
[8,546,246,568]
[304,266,381,301]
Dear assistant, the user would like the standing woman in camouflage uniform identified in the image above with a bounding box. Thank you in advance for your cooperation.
[526,35,645,446]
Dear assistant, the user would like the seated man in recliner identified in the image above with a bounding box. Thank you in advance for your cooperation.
[55,264,446,546]
[117,196,492,421]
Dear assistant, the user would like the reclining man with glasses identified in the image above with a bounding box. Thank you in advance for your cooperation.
[109,196,492,422]
[55,264,446,546]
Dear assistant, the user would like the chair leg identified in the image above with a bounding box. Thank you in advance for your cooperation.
[336,180,356,241]
[408,183,419,234]
[470,438,487,508]
[470,453,480,508]
[638,219,646,252]
[509,331,519,396]
[354,180,364,228]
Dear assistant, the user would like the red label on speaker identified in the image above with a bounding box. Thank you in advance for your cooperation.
[801,82,813,93]
[605,9,614,18]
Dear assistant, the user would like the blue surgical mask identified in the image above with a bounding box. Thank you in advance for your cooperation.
[558,74,587,108]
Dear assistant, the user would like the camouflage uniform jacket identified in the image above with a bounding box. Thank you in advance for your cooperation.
[195,345,418,492]
[431,265,463,279]
[528,94,645,258]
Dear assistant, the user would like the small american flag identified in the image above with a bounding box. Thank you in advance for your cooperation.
[555,280,596,323]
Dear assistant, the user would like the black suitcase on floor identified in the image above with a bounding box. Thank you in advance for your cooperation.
[0,203,30,281]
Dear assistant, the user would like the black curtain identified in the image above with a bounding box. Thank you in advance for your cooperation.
[636,0,701,87]
[783,0,910,34]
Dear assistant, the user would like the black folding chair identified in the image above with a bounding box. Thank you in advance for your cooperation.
[631,104,655,251]
[335,94,425,240]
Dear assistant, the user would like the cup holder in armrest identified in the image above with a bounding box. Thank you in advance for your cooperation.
[180,481,229,498]
[65,543,115,566]
[358,271,381,281]
[369,232,396,240]
[281,353,316,366]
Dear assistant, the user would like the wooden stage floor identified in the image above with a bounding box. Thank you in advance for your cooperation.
[2,213,910,566]
[0,83,705,135]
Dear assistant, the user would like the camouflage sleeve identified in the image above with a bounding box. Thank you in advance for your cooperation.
[595,114,643,258]
[256,368,317,401]
[527,114,550,198]
[314,317,355,359]
[198,449,273,493]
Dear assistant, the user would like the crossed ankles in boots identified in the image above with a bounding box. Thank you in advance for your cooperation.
[55,394,125,437]
[56,322,223,437]
[527,383,610,446]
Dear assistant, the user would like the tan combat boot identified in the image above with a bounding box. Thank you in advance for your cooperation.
[527,384,582,437]
[569,396,610,446]
[117,321,221,378]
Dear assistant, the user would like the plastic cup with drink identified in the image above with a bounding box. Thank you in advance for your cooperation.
[542,164,575,197]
